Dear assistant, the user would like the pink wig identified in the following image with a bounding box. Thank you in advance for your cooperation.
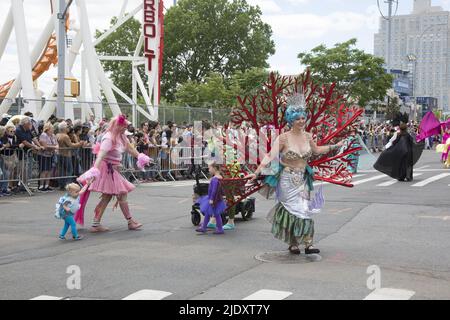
[106,114,129,146]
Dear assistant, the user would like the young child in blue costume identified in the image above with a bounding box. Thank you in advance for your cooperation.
[55,181,91,240]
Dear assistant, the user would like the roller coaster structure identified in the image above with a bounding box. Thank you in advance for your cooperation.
[0,0,163,122]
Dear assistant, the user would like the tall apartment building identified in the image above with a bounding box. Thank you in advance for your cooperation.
[374,0,450,110]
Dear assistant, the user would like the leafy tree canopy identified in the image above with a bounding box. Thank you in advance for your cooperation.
[298,38,393,108]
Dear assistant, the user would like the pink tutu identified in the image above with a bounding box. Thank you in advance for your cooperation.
[89,161,135,195]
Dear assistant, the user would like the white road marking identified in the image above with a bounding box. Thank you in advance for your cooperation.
[353,175,387,185]
[242,289,292,300]
[376,173,424,186]
[0,200,30,204]
[415,168,450,172]
[122,289,173,300]
[136,171,450,189]
[364,288,415,300]
[328,208,353,215]
[418,215,450,221]
[30,295,63,300]
[412,173,450,187]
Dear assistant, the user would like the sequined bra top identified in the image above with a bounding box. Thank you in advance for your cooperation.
[281,148,313,162]
[281,134,313,162]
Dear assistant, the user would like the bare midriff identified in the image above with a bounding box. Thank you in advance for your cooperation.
[280,159,307,172]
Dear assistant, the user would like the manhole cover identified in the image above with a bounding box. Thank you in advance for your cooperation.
[255,251,322,264]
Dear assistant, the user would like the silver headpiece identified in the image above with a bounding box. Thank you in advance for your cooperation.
[286,92,307,112]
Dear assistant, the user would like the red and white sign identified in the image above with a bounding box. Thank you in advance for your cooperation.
[143,0,157,72]
[143,0,164,104]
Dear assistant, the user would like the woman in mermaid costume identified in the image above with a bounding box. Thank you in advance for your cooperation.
[247,95,344,255]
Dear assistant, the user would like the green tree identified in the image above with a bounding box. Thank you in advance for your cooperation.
[163,0,275,101]
[176,68,269,108]
[95,16,144,102]
[176,73,231,108]
[176,81,202,107]
[297,38,393,108]
[385,96,401,120]
[228,67,269,97]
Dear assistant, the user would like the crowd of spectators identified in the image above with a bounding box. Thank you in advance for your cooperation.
[1,111,443,197]
[359,120,441,153]
[0,112,223,196]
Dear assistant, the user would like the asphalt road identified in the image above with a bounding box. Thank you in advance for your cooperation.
[1,150,449,300]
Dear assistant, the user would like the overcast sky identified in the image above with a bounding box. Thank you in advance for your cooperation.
[1,0,450,99]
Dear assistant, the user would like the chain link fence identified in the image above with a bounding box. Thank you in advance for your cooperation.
[1,97,232,125]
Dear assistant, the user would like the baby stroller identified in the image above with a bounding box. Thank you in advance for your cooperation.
[190,166,261,226]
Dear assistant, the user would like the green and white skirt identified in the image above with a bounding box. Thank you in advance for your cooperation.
[266,169,318,247]
[268,203,314,247]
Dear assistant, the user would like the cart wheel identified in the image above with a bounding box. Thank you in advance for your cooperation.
[191,211,201,226]
[241,208,253,221]
[191,204,202,226]
[241,198,255,221]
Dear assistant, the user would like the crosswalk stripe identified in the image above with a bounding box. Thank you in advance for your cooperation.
[376,173,424,186]
[29,287,417,300]
[415,169,450,172]
[363,288,415,300]
[242,289,292,300]
[353,175,387,185]
[412,173,450,187]
[141,172,450,188]
[30,295,63,300]
[122,290,172,300]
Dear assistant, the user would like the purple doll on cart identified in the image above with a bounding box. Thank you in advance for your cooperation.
[195,161,226,235]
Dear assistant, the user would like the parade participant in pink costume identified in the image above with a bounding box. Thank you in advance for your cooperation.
[441,127,450,162]
[77,115,150,232]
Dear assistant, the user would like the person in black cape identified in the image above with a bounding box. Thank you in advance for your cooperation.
[374,123,424,181]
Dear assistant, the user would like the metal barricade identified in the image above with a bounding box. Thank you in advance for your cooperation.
[24,147,94,194]
[159,146,173,181]
[169,146,193,178]
[0,148,25,194]
[119,146,163,182]
[144,146,164,181]
[120,152,140,184]
[5,142,217,197]
[168,146,209,180]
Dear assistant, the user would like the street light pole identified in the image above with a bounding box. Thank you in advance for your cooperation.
[413,59,417,121]
[406,54,419,122]
[386,0,394,75]
[56,0,73,119]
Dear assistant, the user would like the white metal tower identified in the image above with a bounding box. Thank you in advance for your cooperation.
[0,0,163,123]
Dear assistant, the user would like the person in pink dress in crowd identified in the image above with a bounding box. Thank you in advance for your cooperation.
[441,127,450,162]
[80,114,151,232]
